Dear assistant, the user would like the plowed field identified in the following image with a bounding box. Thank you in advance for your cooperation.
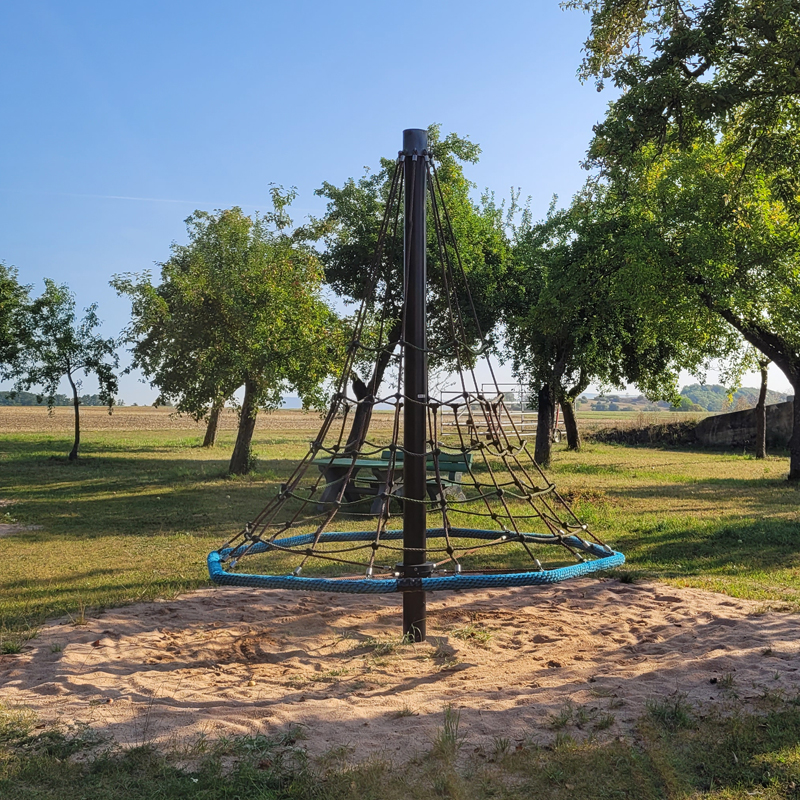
[0,406,339,433]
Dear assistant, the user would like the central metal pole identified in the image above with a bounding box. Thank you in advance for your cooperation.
[402,128,429,642]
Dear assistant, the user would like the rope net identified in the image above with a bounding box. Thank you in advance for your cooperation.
[208,148,623,593]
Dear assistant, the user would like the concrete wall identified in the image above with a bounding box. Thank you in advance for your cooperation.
[694,401,794,448]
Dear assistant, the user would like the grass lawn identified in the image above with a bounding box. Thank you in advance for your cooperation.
[1,406,800,798]
[1,407,797,643]
[3,689,800,798]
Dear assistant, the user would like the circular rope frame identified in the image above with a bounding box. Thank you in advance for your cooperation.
[208,529,625,593]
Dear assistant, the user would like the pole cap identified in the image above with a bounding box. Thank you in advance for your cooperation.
[402,128,428,153]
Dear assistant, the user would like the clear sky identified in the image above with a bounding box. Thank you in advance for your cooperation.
[0,1,790,402]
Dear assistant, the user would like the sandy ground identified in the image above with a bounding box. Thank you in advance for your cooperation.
[2,579,799,760]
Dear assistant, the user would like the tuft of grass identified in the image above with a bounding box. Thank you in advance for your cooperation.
[309,667,350,683]
[719,671,738,697]
[548,702,575,730]
[490,736,512,762]
[359,636,401,657]
[450,623,493,646]
[0,640,22,655]
[390,704,418,719]
[0,704,37,742]
[646,694,695,730]
[593,713,616,731]
[429,705,464,762]
[68,598,88,626]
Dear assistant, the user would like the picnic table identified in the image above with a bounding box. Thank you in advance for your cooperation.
[313,451,473,514]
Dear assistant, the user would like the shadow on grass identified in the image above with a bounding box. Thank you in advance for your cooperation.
[616,516,800,581]
[0,445,315,541]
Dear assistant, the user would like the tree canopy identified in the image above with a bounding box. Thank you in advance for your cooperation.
[568,0,800,478]
[312,125,510,452]
[313,124,509,368]
[113,193,344,474]
[502,186,738,463]
[570,0,800,176]
[0,263,30,375]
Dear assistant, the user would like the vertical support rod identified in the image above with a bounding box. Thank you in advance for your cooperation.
[402,128,428,642]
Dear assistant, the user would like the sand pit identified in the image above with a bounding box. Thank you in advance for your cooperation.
[2,578,799,760]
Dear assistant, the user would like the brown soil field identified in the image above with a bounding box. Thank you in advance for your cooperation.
[0,405,698,437]
[0,406,356,434]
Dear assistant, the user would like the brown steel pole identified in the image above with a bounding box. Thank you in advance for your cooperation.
[401,128,430,642]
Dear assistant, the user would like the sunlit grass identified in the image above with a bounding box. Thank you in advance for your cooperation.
[3,697,800,798]
[0,412,798,643]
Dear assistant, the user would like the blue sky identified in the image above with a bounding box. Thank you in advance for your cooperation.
[1,1,788,402]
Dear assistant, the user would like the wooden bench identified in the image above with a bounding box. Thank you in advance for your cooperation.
[313,451,473,514]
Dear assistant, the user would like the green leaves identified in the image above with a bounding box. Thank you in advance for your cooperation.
[0,263,30,376]
[112,198,344,422]
[14,279,119,411]
[313,124,509,373]
[502,175,742,411]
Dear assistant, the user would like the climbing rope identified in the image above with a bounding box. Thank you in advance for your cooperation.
[208,147,623,592]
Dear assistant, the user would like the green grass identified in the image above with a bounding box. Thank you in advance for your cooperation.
[1,422,798,643]
[2,416,800,796]
[4,698,800,798]
[0,428,302,642]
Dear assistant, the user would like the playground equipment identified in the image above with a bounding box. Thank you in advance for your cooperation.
[208,129,624,641]
[439,384,566,442]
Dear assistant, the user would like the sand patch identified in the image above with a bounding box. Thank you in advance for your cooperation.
[2,579,798,760]
[0,524,42,538]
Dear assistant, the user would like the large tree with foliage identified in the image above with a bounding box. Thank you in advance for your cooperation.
[503,188,737,465]
[0,263,30,374]
[567,0,800,479]
[312,124,510,452]
[113,194,344,475]
[10,280,118,461]
[313,125,509,450]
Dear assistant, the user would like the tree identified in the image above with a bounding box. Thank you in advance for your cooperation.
[569,0,800,479]
[112,262,233,449]
[755,357,770,459]
[598,138,800,475]
[10,280,118,460]
[0,263,30,375]
[569,0,800,174]
[113,194,344,475]
[502,189,736,465]
[312,124,510,453]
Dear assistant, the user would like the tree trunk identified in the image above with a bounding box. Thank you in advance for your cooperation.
[755,360,769,459]
[67,372,80,461]
[790,388,800,481]
[203,401,223,448]
[344,318,403,456]
[560,371,589,451]
[695,296,799,479]
[229,379,258,475]
[534,383,555,467]
[561,399,580,450]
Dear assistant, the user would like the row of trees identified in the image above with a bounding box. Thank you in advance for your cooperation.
[0,128,511,473]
